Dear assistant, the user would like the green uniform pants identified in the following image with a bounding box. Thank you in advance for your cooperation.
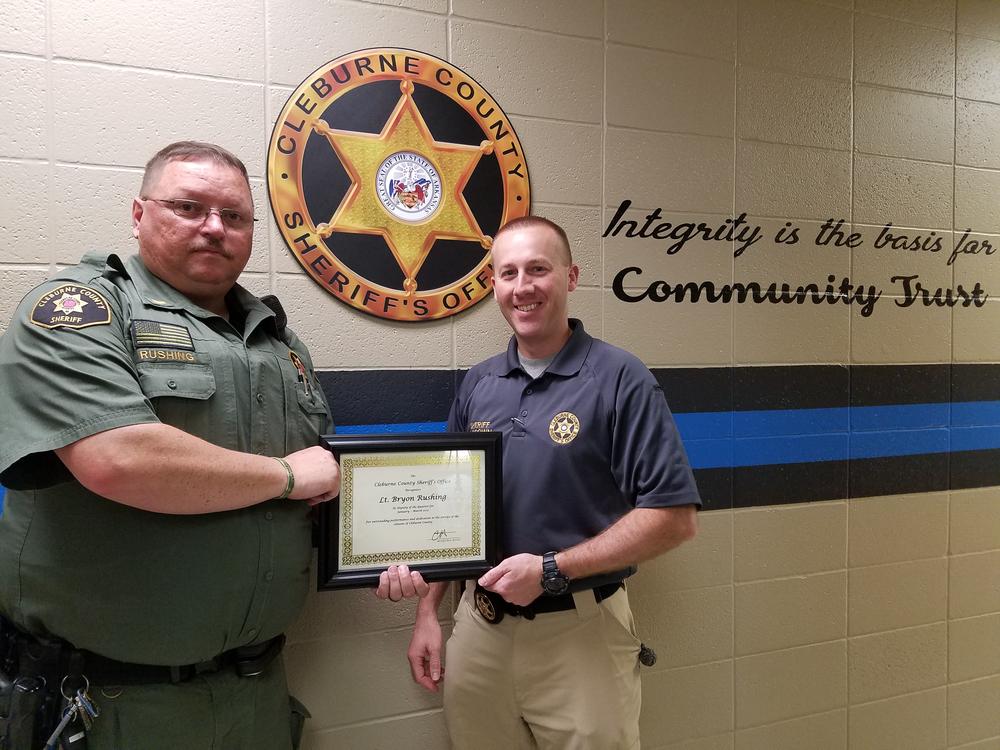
[444,585,642,749]
[84,655,302,750]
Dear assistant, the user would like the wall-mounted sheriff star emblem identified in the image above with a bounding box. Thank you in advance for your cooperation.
[313,79,492,295]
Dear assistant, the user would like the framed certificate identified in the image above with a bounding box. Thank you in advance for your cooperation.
[317,432,502,590]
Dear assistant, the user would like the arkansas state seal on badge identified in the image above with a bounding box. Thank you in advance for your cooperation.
[30,285,112,330]
[267,48,531,322]
[549,412,580,445]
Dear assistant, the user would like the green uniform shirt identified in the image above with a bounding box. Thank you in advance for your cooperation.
[0,253,331,665]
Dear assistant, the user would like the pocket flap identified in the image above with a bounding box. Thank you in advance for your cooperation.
[138,363,217,400]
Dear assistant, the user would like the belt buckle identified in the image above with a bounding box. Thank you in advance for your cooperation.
[234,634,285,678]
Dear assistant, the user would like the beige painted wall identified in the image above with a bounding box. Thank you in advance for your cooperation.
[2,0,999,748]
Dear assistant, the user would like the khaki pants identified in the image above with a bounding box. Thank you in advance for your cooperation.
[444,584,642,750]
[85,654,297,750]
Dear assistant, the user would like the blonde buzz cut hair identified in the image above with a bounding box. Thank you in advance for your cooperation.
[493,216,572,265]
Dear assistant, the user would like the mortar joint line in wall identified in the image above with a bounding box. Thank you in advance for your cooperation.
[846,4,856,718]
[854,80,955,102]
[514,111,603,129]
[0,50,47,63]
[445,14,602,44]
[607,40,734,66]
[612,122,733,143]
[44,0,56,277]
[731,1,739,736]
[0,156,50,167]
[852,149,956,170]
[947,12,958,743]
[951,0,959,317]
[49,55,269,88]
[600,0,608,337]
[262,0,274,291]
[447,0,453,64]
[735,135,850,157]
[854,11,952,35]
[952,162,1000,177]
[730,0,738,376]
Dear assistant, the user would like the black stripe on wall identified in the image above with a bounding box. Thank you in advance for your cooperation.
[733,365,849,411]
[317,365,1000,508]
[851,364,951,407]
[319,370,457,426]
[653,367,732,413]
[849,453,950,499]
[952,364,1000,402]
[951,448,1000,490]
[319,364,1000,423]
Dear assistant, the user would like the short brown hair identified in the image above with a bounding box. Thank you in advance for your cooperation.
[494,216,572,265]
[140,141,250,195]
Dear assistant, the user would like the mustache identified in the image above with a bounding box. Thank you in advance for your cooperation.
[189,240,229,256]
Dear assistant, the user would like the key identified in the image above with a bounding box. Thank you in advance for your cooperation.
[43,702,78,749]
[75,687,99,724]
[75,698,93,732]
[60,710,90,748]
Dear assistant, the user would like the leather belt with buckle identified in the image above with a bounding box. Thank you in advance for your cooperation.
[474,582,623,624]
[79,634,286,685]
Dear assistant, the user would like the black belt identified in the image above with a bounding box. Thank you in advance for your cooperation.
[78,633,286,685]
[474,582,623,624]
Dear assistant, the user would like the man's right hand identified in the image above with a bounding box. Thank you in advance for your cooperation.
[283,445,341,504]
[408,611,444,692]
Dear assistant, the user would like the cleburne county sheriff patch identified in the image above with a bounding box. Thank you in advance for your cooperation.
[267,48,531,322]
[30,285,112,330]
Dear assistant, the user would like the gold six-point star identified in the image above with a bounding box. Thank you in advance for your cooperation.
[313,80,492,294]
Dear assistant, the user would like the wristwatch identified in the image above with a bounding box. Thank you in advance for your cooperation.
[540,551,570,596]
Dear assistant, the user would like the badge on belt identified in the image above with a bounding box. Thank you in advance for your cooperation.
[475,590,503,624]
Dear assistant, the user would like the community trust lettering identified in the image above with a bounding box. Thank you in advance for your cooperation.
[604,200,991,317]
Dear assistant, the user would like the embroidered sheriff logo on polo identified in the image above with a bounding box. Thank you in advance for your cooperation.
[268,48,531,321]
[549,412,580,445]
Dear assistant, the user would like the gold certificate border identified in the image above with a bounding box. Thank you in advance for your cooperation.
[340,451,483,566]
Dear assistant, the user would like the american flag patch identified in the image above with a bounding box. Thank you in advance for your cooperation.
[131,319,195,351]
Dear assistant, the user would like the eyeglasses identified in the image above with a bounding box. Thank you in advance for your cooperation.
[142,198,258,230]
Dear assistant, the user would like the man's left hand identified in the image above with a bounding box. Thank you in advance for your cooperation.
[375,565,430,601]
[478,553,543,606]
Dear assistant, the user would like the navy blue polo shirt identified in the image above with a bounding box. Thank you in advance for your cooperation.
[449,320,701,586]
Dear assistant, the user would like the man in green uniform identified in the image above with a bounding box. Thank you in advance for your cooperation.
[0,141,341,749]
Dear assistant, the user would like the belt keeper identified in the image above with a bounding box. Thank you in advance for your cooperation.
[274,457,295,500]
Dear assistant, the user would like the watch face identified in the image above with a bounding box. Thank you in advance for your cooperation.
[543,575,569,595]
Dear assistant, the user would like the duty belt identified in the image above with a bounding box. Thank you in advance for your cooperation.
[473,582,623,624]
[74,634,286,685]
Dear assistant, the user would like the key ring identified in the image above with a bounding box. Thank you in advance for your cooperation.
[60,673,89,700]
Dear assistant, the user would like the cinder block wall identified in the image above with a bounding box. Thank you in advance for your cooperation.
[2,1,999,748]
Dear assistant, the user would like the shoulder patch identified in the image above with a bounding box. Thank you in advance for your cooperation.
[30,285,112,330]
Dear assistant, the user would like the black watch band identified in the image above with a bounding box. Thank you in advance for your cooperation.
[540,551,570,596]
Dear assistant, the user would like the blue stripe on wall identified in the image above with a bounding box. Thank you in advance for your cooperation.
[337,401,1000,469]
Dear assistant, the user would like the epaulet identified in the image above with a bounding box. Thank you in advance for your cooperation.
[60,253,128,284]
[260,294,288,338]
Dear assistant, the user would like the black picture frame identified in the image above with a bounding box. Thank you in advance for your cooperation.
[318,432,502,590]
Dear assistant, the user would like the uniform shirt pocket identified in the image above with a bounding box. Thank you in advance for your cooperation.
[137,363,217,400]
[287,386,329,452]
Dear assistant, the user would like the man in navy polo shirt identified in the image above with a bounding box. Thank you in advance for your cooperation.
[395,216,701,749]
